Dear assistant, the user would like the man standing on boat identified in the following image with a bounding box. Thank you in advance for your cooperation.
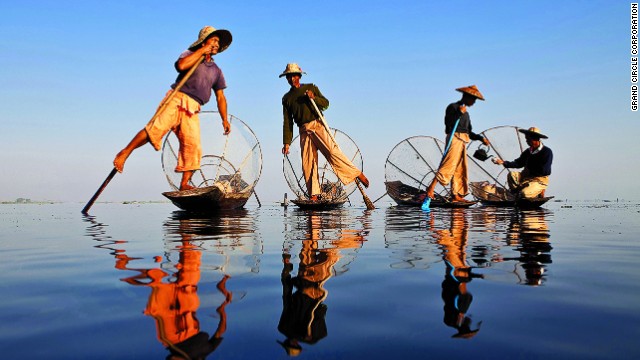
[425,85,490,202]
[280,63,369,202]
[492,127,553,198]
[113,26,232,191]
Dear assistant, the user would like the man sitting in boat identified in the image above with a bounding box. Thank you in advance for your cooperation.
[280,63,369,202]
[492,127,553,198]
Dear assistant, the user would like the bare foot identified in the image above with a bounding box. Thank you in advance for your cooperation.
[180,184,196,191]
[113,150,129,173]
[357,173,369,188]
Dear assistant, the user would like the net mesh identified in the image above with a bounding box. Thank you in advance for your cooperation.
[161,112,262,194]
[283,128,363,201]
[467,125,527,201]
[384,135,494,200]
[385,136,445,191]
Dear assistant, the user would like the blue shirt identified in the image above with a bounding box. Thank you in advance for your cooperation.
[171,50,226,105]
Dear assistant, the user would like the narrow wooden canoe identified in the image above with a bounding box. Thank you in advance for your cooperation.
[385,181,477,208]
[290,198,348,210]
[162,185,252,212]
[478,196,554,209]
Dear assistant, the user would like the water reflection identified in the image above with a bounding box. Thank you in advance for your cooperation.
[501,209,553,286]
[384,206,554,339]
[83,209,261,359]
[278,209,368,356]
[384,206,441,269]
[430,209,483,339]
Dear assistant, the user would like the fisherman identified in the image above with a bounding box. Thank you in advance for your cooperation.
[425,85,490,202]
[492,127,553,198]
[280,63,369,201]
[113,26,232,190]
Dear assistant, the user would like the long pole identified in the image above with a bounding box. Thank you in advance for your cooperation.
[81,56,205,214]
[308,98,375,210]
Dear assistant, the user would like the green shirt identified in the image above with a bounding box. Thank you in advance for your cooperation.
[282,83,329,145]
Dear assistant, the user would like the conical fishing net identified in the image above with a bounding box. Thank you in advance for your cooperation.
[283,127,363,201]
[161,111,262,195]
[467,126,527,201]
[384,135,487,201]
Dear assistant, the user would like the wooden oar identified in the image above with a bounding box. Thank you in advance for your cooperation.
[308,98,375,210]
[81,56,205,214]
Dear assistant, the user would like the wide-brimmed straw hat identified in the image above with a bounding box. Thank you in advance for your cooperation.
[279,63,306,78]
[188,26,232,53]
[518,127,548,139]
[456,85,485,101]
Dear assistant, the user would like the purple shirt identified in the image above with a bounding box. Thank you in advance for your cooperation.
[171,50,226,105]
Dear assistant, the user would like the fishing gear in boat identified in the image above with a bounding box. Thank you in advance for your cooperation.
[383,136,479,209]
[161,112,262,212]
[283,127,362,210]
[468,125,554,208]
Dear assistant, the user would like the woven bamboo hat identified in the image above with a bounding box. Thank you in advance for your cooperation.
[188,26,232,53]
[456,85,485,101]
[279,63,306,78]
[518,127,548,139]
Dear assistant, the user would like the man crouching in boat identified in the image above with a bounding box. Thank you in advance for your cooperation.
[113,26,232,191]
[280,63,369,202]
[492,127,553,198]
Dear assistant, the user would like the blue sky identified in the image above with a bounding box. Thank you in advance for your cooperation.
[1,1,637,203]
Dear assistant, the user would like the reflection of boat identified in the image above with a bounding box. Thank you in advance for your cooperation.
[385,181,477,208]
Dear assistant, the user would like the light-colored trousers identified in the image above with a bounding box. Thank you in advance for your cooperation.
[507,171,549,198]
[299,120,362,196]
[434,133,470,197]
[145,91,202,172]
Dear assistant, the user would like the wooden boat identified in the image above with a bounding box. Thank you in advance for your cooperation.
[470,182,553,209]
[290,198,348,210]
[162,185,252,212]
[477,196,554,209]
[161,113,262,213]
[385,181,477,208]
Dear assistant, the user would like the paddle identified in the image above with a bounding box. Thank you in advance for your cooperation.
[422,119,460,211]
[308,98,375,210]
[81,56,205,214]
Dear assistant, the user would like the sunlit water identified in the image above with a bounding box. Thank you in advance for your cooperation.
[1,201,639,359]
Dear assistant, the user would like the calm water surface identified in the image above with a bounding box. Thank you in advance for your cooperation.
[1,201,639,359]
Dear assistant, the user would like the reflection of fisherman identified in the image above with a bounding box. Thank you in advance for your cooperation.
[500,210,553,286]
[493,127,553,199]
[116,239,232,359]
[431,209,482,338]
[278,213,364,356]
[277,246,332,356]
